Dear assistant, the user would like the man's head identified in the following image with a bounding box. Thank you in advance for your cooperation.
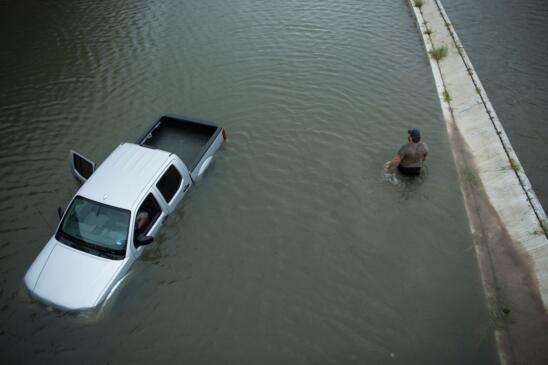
[408,128,421,143]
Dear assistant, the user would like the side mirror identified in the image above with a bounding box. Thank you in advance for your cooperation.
[57,207,64,219]
[135,235,154,247]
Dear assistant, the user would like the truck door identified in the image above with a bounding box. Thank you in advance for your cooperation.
[155,161,192,214]
[69,150,96,183]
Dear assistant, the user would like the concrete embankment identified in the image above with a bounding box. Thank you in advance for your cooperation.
[407,0,548,363]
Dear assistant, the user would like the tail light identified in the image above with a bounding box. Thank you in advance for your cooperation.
[221,128,227,141]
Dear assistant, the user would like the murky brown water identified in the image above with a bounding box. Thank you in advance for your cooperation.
[0,1,497,364]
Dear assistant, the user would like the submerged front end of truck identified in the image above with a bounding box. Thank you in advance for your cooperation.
[24,236,125,311]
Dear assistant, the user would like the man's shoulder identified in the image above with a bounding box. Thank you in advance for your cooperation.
[398,143,411,155]
[418,142,429,154]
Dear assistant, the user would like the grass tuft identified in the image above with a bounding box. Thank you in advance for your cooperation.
[429,46,448,61]
[414,0,424,9]
[509,159,521,172]
[534,221,548,236]
[443,89,451,102]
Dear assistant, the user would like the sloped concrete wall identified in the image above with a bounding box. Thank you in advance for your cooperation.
[407,0,548,363]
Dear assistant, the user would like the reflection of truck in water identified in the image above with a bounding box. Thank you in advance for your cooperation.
[24,114,227,311]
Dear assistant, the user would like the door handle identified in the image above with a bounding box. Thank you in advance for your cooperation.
[183,183,190,192]
[162,215,168,224]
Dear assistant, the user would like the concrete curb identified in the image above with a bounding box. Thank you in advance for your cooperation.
[407,0,548,362]
[407,0,548,305]
[430,0,547,233]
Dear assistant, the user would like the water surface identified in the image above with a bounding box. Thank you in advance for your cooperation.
[0,1,496,364]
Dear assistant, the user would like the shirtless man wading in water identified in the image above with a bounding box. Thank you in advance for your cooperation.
[384,128,429,176]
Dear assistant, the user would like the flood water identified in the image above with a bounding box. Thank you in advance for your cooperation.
[0,1,497,364]
[444,0,548,208]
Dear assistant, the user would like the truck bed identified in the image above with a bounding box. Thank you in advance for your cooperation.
[137,115,222,172]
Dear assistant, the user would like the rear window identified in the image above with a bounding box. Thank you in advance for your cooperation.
[157,165,182,203]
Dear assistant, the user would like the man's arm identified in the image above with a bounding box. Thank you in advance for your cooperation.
[384,154,401,171]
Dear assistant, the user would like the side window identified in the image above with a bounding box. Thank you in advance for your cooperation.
[134,194,161,242]
[157,165,182,203]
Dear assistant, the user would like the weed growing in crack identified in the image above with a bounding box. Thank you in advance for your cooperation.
[443,89,451,102]
[414,0,424,9]
[429,46,448,61]
[509,159,521,172]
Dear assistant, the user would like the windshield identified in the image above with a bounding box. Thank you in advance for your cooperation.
[57,196,130,258]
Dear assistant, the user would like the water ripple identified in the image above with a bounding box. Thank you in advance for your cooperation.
[0,0,494,363]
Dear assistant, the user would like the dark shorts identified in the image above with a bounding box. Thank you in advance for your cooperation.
[398,165,421,176]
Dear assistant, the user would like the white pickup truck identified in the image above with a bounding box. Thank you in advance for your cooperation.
[24,114,226,311]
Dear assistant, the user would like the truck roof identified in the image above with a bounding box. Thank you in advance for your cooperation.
[78,143,171,210]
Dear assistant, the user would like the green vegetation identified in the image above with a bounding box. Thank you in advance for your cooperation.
[443,89,451,102]
[414,0,424,9]
[429,46,448,61]
[509,159,521,172]
[533,227,548,236]
[502,307,511,316]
